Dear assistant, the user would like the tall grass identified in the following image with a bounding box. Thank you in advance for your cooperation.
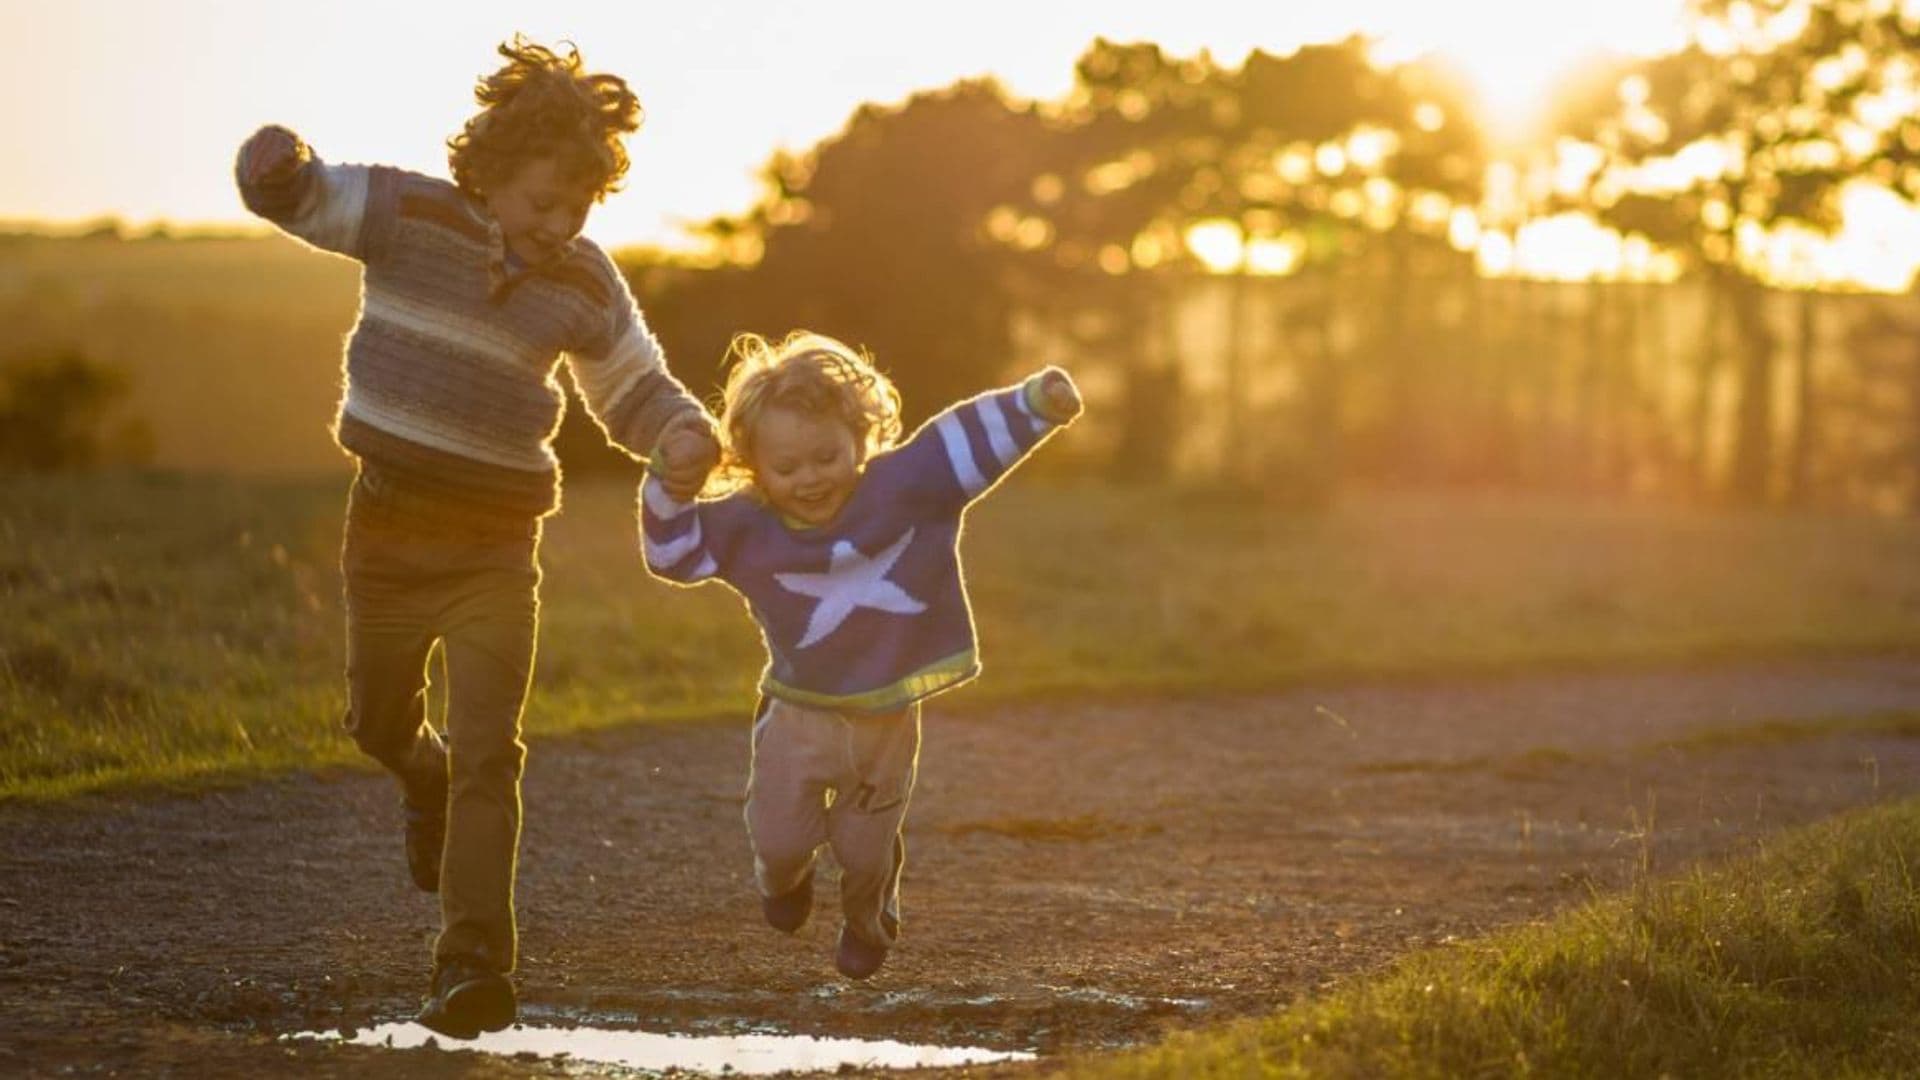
[9,473,1920,799]
[1074,795,1920,1078]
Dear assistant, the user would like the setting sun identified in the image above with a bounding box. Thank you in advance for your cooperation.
[1370,0,1688,141]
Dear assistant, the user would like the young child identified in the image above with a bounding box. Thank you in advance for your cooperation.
[234,38,719,1038]
[641,331,1081,979]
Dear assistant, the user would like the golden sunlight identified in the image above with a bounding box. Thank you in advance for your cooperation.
[1246,235,1307,276]
[1477,212,1682,283]
[1748,181,1920,292]
[1185,220,1246,273]
[1369,1,1689,140]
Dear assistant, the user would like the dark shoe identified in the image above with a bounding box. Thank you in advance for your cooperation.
[416,957,515,1040]
[761,871,814,933]
[403,782,446,894]
[835,924,889,980]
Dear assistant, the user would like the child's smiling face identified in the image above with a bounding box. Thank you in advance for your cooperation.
[485,156,595,265]
[749,405,863,527]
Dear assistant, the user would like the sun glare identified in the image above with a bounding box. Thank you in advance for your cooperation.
[1750,181,1920,292]
[1370,1,1689,141]
[1185,220,1245,273]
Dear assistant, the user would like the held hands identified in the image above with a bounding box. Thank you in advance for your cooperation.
[239,125,308,186]
[653,411,722,500]
[1036,367,1083,423]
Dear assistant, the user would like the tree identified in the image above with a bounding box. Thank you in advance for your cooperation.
[1560,0,1920,502]
[696,81,1053,426]
[992,38,1487,488]
[1229,43,1487,484]
[995,39,1233,480]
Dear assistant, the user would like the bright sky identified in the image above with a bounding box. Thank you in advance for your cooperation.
[0,0,1688,250]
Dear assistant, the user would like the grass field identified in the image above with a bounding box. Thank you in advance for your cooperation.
[9,472,1920,800]
[1072,793,1920,1078]
[2,235,358,475]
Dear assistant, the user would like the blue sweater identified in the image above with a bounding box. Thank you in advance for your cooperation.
[642,374,1072,714]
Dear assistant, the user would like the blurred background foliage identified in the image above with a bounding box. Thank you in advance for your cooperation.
[12,4,1920,512]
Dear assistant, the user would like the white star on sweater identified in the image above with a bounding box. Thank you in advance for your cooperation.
[775,529,928,649]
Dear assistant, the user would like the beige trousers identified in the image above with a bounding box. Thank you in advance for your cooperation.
[744,697,922,947]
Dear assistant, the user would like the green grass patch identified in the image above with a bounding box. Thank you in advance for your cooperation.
[1070,796,1920,1078]
[11,474,1920,800]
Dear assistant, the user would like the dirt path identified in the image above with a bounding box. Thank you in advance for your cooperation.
[6,657,1920,1077]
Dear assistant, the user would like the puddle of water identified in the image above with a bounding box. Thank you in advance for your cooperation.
[289,1021,1037,1075]
[1035,985,1210,1011]
[609,983,1211,1016]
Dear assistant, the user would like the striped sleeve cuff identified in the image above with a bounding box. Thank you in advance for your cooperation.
[639,476,720,583]
[1020,369,1079,426]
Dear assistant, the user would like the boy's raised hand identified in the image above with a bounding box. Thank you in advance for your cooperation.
[239,125,308,186]
[1037,367,1083,422]
[653,411,722,500]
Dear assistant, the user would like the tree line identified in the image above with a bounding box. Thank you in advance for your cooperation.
[572,2,1920,511]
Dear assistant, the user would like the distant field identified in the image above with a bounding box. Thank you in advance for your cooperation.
[1,236,361,474]
[8,474,1920,799]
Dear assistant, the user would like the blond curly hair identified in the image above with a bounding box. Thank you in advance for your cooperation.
[446,36,642,201]
[715,331,903,492]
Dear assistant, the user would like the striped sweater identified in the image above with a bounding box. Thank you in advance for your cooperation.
[234,129,704,526]
[642,374,1074,714]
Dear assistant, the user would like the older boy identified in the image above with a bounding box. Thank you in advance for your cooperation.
[236,38,717,1037]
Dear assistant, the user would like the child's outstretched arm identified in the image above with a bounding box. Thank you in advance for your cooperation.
[639,469,725,585]
[233,125,394,262]
[564,246,718,492]
[889,366,1083,513]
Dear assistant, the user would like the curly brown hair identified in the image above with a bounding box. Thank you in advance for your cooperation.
[716,331,903,492]
[446,36,642,201]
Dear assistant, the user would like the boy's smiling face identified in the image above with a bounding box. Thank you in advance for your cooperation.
[750,405,863,527]
[485,156,596,265]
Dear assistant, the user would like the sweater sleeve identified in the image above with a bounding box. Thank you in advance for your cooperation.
[564,243,708,460]
[233,126,396,263]
[884,369,1076,516]
[639,472,728,585]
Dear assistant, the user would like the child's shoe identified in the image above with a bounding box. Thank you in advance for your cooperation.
[761,871,814,933]
[834,924,889,980]
[416,956,515,1040]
